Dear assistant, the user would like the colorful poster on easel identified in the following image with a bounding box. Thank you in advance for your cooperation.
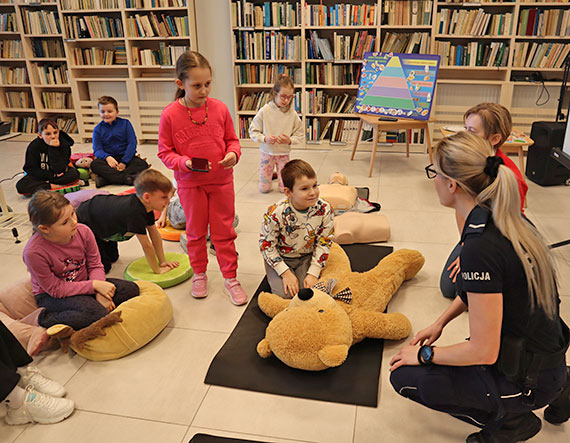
[355,52,440,121]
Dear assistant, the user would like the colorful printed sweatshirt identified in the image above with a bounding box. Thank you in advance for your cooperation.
[260,198,334,277]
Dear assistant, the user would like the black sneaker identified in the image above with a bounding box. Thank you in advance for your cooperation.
[95,175,108,188]
[544,366,570,425]
[466,412,541,443]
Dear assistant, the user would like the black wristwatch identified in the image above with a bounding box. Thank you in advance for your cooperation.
[418,345,435,365]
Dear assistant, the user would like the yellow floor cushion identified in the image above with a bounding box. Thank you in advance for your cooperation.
[70,280,172,361]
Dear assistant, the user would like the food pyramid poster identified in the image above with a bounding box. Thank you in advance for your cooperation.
[355,52,441,121]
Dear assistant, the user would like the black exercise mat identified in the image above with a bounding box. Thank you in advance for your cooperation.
[189,434,267,443]
[205,244,394,407]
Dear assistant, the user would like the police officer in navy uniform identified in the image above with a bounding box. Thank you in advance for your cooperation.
[389,131,569,442]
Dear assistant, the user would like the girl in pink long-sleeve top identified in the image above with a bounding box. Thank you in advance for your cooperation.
[158,51,247,306]
[22,191,139,330]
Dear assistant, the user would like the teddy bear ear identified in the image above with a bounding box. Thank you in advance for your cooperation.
[317,344,349,367]
[257,338,273,358]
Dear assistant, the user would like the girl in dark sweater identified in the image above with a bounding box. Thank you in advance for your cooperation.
[16,119,79,196]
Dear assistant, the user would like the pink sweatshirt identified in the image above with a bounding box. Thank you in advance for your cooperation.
[158,97,241,189]
[23,223,105,297]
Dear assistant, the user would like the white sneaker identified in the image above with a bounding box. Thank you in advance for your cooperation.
[18,366,66,398]
[5,386,74,425]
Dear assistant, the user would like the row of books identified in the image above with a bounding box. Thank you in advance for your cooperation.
[0,12,16,32]
[57,117,77,134]
[125,0,186,7]
[437,9,513,36]
[131,43,188,66]
[231,1,301,28]
[21,10,61,35]
[71,46,127,65]
[10,116,37,134]
[381,31,430,54]
[64,16,123,39]
[382,1,433,27]
[303,3,376,27]
[234,31,300,61]
[331,31,375,61]
[435,41,509,67]
[513,42,570,69]
[31,39,65,58]
[5,91,32,108]
[126,13,189,38]
[237,116,253,139]
[517,8,570,37]
[0,40,23,58]
[235,64,302,85]
[305,62,361,86]
[238,90,301,113]
[61,0,120,9]
[0,66,28,84]
[305,90,356,115]
[306,118,361,143]
[41,91,73,109]
[34,64,69,85]
[446,0,513,2]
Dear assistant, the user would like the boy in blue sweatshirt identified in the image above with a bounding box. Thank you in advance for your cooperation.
[90,96,149,187]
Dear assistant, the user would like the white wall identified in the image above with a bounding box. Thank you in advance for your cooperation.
[194,0,237,125]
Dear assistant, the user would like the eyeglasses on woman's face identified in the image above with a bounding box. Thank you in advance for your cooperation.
[425,164,438,179]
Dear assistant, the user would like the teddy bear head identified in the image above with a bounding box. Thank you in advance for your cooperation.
[75,157,93,169]
[257,287,353,371]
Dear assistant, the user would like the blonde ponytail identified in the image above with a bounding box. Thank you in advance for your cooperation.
[436,132,557,318]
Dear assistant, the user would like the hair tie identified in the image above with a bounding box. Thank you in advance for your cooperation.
[484,156,504,181]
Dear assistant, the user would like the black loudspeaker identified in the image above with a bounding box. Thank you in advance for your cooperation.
[525,121,570,186]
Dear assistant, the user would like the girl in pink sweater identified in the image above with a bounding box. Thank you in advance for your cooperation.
[23,191,139,330]
[158,51,247,306]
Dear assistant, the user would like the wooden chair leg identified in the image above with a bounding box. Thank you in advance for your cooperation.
[424,123,433,163]
[369,125,379,177]
[406,129,410,157]
[351,119,364,160]
[517,146,525,175]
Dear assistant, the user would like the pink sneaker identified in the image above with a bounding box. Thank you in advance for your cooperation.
[191,273,208,298]
[224,278,248,306]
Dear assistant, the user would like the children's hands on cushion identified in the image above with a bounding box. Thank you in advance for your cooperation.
[160,260,179,271]
[281,269,299,298]
[303,274,318,289]
[93,280,116,299]
[96,293,115,312]
[106,156,119,169]
[219,152,237,169]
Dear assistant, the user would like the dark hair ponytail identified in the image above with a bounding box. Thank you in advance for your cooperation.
[174,51,212,100]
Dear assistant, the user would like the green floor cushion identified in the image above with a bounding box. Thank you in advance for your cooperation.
[124,252,192,288]
[77,167,90,181]
[70,280,172,361]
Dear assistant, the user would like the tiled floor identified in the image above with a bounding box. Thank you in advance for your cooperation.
[0,139,569,443]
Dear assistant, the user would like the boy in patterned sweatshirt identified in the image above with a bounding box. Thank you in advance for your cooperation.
[260,159,334,298]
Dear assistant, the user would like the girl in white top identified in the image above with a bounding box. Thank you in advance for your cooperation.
[249,74,304,193]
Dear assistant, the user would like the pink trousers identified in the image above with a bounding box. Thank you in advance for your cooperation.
[259,152,290,193]
[178,182,237,278]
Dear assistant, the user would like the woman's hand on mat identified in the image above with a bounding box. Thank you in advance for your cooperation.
[389,345,420,371]
[96,293,115,312]
[410,322,443,347]
[282,269,299,298]
[303,274,318,289]
[106,156,119,169]
[447,256,461,283]
[219,152,237,169]
[93,280,116,299]
[117,162,126,172]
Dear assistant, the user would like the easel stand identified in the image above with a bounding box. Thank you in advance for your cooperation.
[350,114,433,177]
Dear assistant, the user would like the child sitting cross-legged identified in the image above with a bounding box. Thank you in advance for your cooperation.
[260,159,334,298]
[76,169,179,274]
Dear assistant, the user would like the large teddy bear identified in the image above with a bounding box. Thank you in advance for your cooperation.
[256,243,424,370]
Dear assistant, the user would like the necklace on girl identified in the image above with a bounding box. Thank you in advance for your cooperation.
[183,96,208,125]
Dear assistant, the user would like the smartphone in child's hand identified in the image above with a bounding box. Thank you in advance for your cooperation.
[191,157,209,172]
